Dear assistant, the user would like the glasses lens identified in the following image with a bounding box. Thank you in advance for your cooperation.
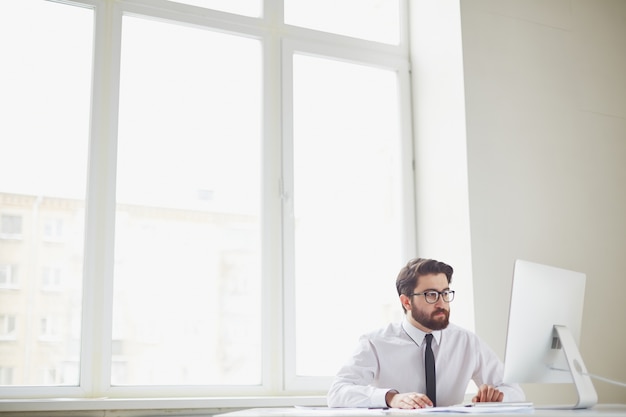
[425,291,439,303]
[443,290,454,302]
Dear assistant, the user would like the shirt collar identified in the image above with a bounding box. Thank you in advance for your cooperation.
[401,316,443,347]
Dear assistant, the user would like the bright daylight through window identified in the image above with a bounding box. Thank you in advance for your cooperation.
[0,0,410,399]
[290,54,405,378]
[114,15,262,386]
[0,0,93,387]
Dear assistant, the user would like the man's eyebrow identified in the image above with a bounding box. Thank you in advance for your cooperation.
[422,287,451,292]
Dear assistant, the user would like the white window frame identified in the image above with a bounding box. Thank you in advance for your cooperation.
[1,0,414,402]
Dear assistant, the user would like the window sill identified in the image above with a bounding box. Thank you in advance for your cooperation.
[0,395,328,415]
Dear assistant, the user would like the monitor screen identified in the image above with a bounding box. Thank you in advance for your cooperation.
[502,259,597,408]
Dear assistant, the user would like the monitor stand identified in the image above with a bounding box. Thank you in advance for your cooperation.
[545,325,598,409]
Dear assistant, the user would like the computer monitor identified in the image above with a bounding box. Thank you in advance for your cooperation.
[502,259,597,409]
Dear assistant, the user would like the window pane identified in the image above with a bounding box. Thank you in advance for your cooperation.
[169,0,261,17]
[285,0,400,44]
[0,0,92,386]
[114,15,262,386]
[292,54,405,376]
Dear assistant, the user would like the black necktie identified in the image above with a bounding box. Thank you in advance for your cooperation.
[425,333,436,406]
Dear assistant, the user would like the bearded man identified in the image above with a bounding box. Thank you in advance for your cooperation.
[327,258,525,409]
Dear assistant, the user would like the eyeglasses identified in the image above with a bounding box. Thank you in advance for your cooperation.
[410,290,455,304]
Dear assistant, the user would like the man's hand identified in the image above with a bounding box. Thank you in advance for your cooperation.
[471,384,504,403]
[386,390,434,409]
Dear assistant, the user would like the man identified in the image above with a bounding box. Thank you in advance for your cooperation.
[327,258,525,408]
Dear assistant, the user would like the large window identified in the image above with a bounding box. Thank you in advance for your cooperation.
[113,14,263,387]
[286,52,408,384]
[0,0,412,399]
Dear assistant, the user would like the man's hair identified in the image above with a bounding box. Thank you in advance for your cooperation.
[396,258,454,302]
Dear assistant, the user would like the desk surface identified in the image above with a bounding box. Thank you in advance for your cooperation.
[215,404,626,417]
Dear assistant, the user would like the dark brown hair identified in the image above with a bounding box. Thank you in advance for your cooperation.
[396,258,454,299]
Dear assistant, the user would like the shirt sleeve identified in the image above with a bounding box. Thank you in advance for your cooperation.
[327,335,394,408]
[472,336,526,402]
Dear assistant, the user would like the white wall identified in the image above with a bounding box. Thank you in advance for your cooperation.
[411,0,626,405]
[409,0,476,334]
[459,0,626,405]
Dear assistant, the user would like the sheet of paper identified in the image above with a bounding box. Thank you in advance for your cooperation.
[293,407,389,415]
[388,405,534,414]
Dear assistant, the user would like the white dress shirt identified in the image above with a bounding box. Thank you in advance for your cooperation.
[327,318,525,408]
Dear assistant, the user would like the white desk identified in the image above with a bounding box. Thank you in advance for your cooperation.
[215,404,626,417]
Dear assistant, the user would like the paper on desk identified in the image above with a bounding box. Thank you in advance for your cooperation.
[293,406,389,415]
[388,405,533,414]
[292,405,533,415]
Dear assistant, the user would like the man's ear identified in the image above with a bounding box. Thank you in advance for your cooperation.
[399,294,411,312]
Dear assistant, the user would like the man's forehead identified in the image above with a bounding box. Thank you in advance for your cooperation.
[414,272,449,289]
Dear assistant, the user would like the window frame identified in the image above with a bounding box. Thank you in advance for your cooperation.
[280,38,415,391]
[0,0,413,401]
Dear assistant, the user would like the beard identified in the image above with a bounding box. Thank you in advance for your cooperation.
[411,304,450,331]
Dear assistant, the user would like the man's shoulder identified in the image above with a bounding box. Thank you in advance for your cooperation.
[362,321,405,340]
[444,322,472,334]
[443,322,486,345]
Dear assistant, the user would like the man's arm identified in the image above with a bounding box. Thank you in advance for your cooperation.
[472,338,525,402]
[386,391,434,409]
[327,337,391,408]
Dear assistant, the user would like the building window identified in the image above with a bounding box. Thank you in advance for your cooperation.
[43,218,65,242]
[39,316,62,341]
[41,267,64,291]
[0,264,19,289]
[0,314,17,340]
[0,215,22,239]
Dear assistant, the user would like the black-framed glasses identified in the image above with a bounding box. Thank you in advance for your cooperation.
[410,290,455,304]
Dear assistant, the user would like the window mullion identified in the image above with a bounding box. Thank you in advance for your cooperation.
[81,0,123,397]
[280,39,297,393]
[261,21,287,390]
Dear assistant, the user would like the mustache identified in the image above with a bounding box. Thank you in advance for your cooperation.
[432,308,449,316]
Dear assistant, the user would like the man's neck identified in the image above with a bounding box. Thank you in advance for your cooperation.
[406,314,434,333]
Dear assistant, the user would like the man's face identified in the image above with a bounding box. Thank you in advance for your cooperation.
[406,272,451,332]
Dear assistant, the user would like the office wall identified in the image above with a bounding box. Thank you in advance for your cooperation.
[459,0,626,405]
[408,0,476,334]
